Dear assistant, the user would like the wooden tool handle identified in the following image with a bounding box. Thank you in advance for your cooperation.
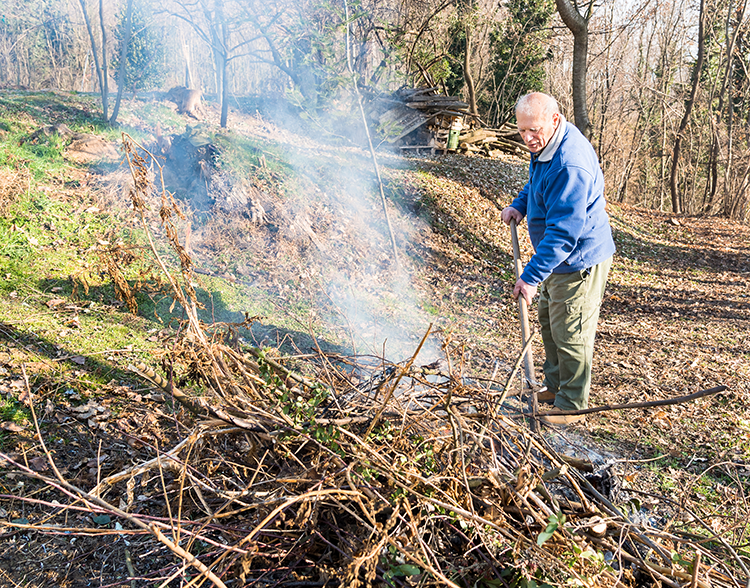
[510,219,534,384]
[510,219,539,431]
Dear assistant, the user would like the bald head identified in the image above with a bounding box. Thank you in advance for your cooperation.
[515,92,560,119]
[515,92,562,153]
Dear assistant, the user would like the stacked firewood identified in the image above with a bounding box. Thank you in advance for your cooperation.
[455,125,529,157]
[372,86,528,157]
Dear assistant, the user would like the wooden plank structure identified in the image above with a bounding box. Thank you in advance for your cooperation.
[370,86,529,158]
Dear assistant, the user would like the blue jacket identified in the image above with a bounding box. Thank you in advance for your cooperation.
[510,119,616,286]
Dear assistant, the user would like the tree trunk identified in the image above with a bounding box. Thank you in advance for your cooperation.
[669,0,706,214]
[109,0,133,125]
[76,0,106,119]
[180,30,194,88]
[98,0,109,120]
[555,0,591,139]
[212,36,223,106]
[220,27,229,128]
[43,29,62,89]
[719,0,747,217]
[79,51,89,92]
[464,23,478,115]
[246,11,302,88]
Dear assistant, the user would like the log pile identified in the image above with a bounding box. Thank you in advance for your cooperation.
[371,86,528,157]
[456,125,529,157]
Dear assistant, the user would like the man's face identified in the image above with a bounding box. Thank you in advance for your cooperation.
[517,109,560,154]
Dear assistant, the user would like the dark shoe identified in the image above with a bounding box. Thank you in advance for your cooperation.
[540,414,586,427]
[536,388,556,405]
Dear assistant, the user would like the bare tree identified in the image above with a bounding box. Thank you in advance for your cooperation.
[110,0,134,125]
[712,0,749,217]
[180,28,194,88]
[722,1,750,219]
[669,0,706,214]
[76,0,108,119]
[166,0,268,128]
[555,0,595,138]
[98,0,110,118]
[458,0,478,115]
[609,8,660,206]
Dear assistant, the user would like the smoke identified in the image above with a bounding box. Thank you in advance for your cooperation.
[288,100,445,359]
[323,260,443,365]
[146,76,444,366]
[278,135,444,365]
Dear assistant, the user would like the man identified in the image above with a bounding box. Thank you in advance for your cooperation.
[501,92,616,426]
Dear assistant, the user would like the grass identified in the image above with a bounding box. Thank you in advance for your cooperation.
[213,132,294,180]
[0,132,68,182]
[0,94,183,409]
[1,198,116,299]
[122,98,185,133]
[0,396,27,423]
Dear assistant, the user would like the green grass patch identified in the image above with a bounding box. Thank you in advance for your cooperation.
[0,91,105,136]
[0,128,69,181]
[213,131,295,186]
[0,396,28,424]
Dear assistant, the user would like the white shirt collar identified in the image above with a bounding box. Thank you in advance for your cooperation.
[536,115,566,162]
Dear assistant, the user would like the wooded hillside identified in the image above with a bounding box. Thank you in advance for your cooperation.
[1,0,750,585]
[1,0,749,220]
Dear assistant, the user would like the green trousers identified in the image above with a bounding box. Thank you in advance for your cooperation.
[537,256,612,411]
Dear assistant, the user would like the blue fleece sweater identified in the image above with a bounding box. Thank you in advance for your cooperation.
[510,119,616,286]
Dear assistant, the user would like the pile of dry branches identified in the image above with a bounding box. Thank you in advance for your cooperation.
[1,136,747,588]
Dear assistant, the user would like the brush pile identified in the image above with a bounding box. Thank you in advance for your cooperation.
[1,136,745,588]
[120,339,743,588]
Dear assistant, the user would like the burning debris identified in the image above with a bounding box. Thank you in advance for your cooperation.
[370,87,528,157]
[150,123,268,216]
[159,124,216,210]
